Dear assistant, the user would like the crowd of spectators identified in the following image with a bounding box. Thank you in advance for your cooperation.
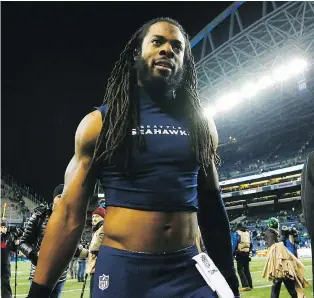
[1,181,30,223]
[218,130,314,180]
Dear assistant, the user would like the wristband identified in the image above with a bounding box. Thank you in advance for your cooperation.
[28,281,52,298]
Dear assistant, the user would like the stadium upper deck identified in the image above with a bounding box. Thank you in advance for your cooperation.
[217,117,313,181]
[191,1,314,103]
[189,1,314,182]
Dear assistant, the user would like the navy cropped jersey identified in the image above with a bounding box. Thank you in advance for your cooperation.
[96,88,200,212]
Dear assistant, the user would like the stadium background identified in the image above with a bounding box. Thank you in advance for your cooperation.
[1,1,313,297]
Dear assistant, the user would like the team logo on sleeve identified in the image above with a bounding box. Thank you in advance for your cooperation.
[99,274,109,290]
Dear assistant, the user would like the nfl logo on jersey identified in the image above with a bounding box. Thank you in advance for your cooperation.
[99,274,109,290]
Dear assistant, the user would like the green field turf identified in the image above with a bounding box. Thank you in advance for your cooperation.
[8,257,312,298]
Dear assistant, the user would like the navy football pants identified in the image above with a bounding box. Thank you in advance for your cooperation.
[93,245,218,298]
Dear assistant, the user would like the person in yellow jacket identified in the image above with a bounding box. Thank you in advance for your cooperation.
[88,207,105,298]
[234,223,253,291]
[79,207,105,298]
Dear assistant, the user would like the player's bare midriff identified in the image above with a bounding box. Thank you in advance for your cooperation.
[102,206,198,252]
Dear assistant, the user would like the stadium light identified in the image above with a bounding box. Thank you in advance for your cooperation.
[241,82,257,98]
[216,92,242,112]
[203,57,309,119]
[288,58,308,75]
[272,66,290,82]
[203,106,216,118]
[272,58,308,82]
[256,75,273,90]
[215,97,230,112]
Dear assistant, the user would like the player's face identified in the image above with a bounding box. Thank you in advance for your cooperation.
[136,22,186,91]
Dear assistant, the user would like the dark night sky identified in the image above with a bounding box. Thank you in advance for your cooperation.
[2,1,232,200]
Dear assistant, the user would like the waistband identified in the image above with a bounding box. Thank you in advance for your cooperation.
[99,245,199,262]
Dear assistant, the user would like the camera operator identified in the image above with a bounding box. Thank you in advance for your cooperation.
[19,184,68,298]
[1,221,13,298]
[1,222,22,298]
[282,225,299,258]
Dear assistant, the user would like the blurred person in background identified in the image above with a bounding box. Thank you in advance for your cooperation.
[79,207,106,297]
[19,185,68,298]
[98,198,106,209]
[68,256,78,280]
[263,217,307,298]
[68,243,88,280]
[1,221,13,298]
[264,217,281,249]
[234,223,253,291]
[230,224,238,256]
[282,225,299,258]
[77,240,89,282]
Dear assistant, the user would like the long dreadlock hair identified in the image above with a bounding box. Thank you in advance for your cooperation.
[88,17,219,178]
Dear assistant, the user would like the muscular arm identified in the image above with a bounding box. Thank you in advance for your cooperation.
[31,111,102,290]
[197,116,239,296]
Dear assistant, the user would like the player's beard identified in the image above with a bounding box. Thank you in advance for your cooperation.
[135,57,184,97]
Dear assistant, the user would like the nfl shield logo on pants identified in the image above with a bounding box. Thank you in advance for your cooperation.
[99,274,109,290]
